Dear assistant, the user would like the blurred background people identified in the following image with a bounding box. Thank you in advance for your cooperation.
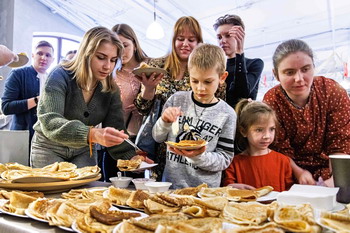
[214,14,264,108]
[1,41,54,144]
[64,49,77,61]
[0,45,19,67]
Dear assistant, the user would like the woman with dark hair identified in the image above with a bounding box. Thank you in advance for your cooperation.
[263,39,350,187]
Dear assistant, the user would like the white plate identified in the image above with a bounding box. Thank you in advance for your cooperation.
[113,219,238,232]
[71,221,83,233]
[314,210,344,233]
[72,209,148,233]
[257,191,280,202]
[113,215,148,233]
[130,162,158,172]
[25,209,48,223]
[58,225,74,232]
[165,141,208,150]
[222,222,239,229]
[0,204,29,218]
[331,202,345,212]
[132,67,166,77]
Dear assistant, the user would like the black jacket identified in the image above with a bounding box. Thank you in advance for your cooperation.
[225,54,264,108]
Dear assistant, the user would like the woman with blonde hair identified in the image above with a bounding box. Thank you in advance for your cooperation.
[135,16,225,179]
[30,26,135,168]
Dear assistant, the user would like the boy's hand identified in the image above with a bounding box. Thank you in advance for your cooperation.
[169,146,206,158]
[161,107,181,123]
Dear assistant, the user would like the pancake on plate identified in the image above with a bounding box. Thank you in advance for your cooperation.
[270,202,320,233]
[106,186,132,206]
[166,139,207,149]
[117,159,143,171]
[1,191,40,215]
[222,202,271,225]
[172,183,208,196]
[76,205,141,233]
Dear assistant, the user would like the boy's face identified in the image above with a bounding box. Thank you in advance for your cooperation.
[190,66,227,104]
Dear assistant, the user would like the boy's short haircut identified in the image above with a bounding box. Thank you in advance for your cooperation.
[213,14,245,31]
[35,40,54,52]
[188,43,226,75]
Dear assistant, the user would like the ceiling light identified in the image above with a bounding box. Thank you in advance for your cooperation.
[146,0,164,40]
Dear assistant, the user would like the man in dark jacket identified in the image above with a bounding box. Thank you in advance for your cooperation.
[214,14,264,108]
[1,40,54,144]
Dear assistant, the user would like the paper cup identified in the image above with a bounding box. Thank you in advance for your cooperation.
[330,155,350,203]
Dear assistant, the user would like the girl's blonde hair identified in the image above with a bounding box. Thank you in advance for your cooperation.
[62,26,123,92]
[235,99,278,152]
[165,16,203,79]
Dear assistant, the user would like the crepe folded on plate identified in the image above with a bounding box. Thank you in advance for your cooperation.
[320,211,350,232]
[144,199,181,214]
[47,198,111,227]
[224,189,258,202]
[255,186,274,197]
[0,190,11,199]
[198,186,232,198]
[1,191,40,215]
[4,162,32,170]
[61,187,107,199]
[182,205,221,218]
[117,159,143,171]
[270,202,320,233]
[129,213,189,231]
[118,220,153,233]
[225,222,284,233]
[1,169,74,181]
[172,183,208,196]
[155,217,222,233]
[166,139,207,148]
[70,165,100,180]
[27,198,63,220]
[193,196,228,211]
[126,190,151,209]
[221,202,271,225]
[76,205,141,233]
[0,190,43,200]
[42,161,77,172]
[106,186,132,205]
[155,193,194,206]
